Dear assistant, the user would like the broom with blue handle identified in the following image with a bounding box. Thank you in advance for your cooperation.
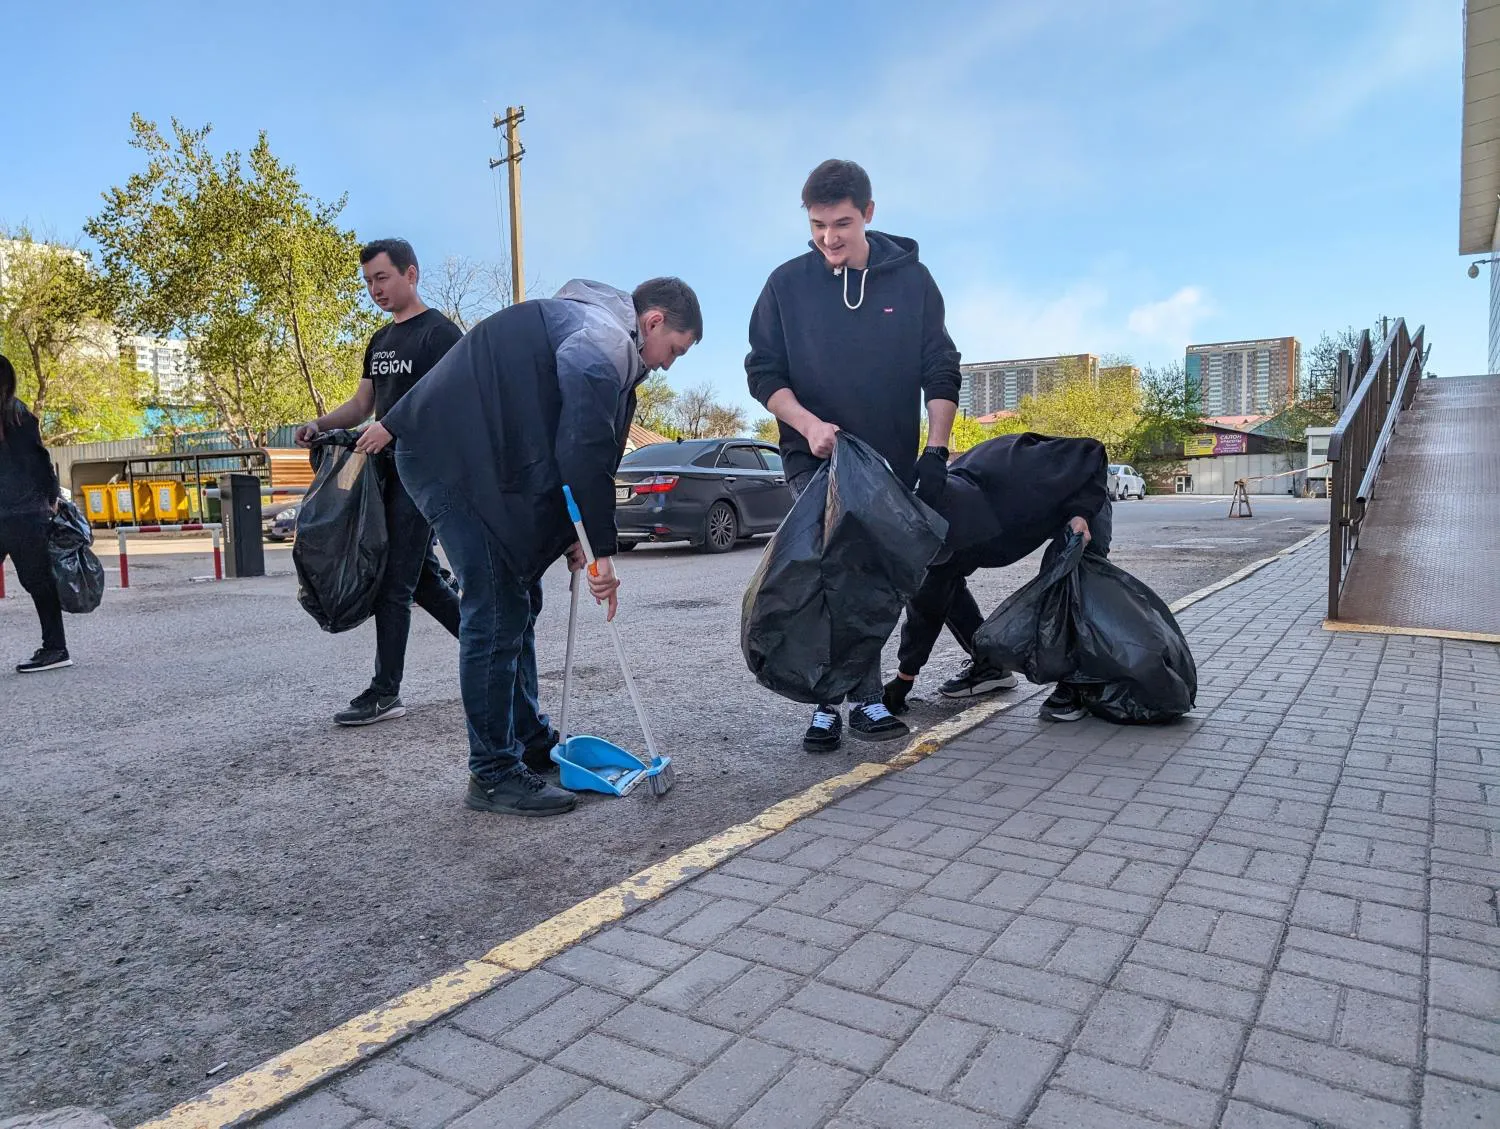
[563,486,674,795]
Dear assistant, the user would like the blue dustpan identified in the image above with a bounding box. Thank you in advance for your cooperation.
[552,735,651,796]
[553,565,673,797]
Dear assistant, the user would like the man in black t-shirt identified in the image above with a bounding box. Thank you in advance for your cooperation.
[295,238,464,726]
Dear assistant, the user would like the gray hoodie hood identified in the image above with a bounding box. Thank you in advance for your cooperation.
[552,279,645,388]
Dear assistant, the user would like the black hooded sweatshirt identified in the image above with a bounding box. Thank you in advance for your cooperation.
[937,433,1109,566]
[0,402,60,519]
[745,232,961,487]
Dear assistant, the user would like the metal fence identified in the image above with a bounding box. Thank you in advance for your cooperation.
[1326,319,1425,618]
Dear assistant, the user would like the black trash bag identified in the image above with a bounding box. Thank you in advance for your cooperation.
[742,433,948,704]
[293,433,389,633]
[974,531,1197,724]
[48,499,104,614]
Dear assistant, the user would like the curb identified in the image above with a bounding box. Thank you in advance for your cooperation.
[136,527,1330,1128]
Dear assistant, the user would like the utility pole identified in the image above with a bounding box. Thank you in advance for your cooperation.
[489,105,526,305]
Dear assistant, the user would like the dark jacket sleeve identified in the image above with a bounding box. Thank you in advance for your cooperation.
[1063,440,1109,522]
[21,410,59,503]
[554,333,626,558]
[745,278,792,407]
[918,266,962,404]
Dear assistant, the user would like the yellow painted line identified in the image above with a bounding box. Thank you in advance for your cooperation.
[1168,527,1329,613]
[478,760,891,971]
[138,530,1336,1128]
[136,763,889,1128]
[135,961,512,1129]
[884,694,1031,769]
[1322,619,1500,645]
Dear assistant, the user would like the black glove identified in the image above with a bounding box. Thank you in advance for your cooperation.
[915,448,948,508]
[883,675,914,715]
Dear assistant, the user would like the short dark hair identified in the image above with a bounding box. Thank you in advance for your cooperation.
[632,277,703,343]
[801,159,872,211]
[359,238,418,275]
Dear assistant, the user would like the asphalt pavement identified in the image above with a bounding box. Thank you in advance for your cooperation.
[0,495,1329,1124]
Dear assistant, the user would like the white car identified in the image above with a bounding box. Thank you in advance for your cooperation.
[1108,463,1146,500]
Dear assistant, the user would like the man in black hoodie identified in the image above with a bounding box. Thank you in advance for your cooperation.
[882,432,1112,723]
[747,158,962,753]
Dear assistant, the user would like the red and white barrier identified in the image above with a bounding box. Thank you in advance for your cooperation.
[115,524,223,589]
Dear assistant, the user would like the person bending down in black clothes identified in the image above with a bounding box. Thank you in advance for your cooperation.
[882,432,1112,724]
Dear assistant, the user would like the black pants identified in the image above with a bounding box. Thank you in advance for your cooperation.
[370,470,461,698]
[898,501,1115,678]
[0,514,65,653]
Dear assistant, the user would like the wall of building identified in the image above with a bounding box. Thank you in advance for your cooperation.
[1187,338,1300,416]
[1489,241,1500,375]
[959,354,1097,415]
[1175,451,1309,495]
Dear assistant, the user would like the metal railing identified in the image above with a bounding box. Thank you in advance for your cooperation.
[1326,318,1425,618]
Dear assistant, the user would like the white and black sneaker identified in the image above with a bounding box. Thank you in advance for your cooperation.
[16,648,71,674]
[1039,685,1089,723]
[939,659,1018,699]
[803,707,843,754]
[334,689,407,727]
[849,701,910,742]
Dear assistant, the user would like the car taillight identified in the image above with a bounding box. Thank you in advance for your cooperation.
[631,475,679,494]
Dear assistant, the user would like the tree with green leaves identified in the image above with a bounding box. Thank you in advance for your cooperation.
[1016,367,1142,457]
[86,115,377,446]
[754,416,779,444]
[634,372,680,436]
[1124,360,1203,464]
[0,229,147,443]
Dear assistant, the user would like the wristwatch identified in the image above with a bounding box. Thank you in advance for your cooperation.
[923,445,950,461]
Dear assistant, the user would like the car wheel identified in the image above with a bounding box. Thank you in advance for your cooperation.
[616,541,638,552]
[701,502,738,553]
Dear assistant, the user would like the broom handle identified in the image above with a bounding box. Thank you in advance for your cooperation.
[563,486,659,762]
[558,570,580,743]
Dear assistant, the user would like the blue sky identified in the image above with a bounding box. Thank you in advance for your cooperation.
[1,0,1475,417]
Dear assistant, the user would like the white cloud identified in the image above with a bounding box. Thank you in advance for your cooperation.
[948,279,1111,362]
[1127,286,1214,350]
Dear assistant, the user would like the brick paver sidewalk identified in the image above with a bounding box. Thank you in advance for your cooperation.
[261,538,1500,1129]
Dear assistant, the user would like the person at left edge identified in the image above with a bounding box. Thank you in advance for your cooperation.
[381,277,702,818]
[294,239,463,728]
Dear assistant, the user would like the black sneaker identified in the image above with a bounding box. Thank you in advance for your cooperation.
[849,701,910,742]
[803,707,843,754]
[1040,686,1089,723]
[465,767,577,817]
[522,728,561,774]
[334,689,406,727]
[939,659,1019,699]
[16,648,71,674]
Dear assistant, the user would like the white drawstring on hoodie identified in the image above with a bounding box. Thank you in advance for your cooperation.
[832,265,868,311]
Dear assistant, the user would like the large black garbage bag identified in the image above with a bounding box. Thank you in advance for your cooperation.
[742,433,948,704]
[974,532,1196,724]
[48,500,104,614]
[293,435,388,633]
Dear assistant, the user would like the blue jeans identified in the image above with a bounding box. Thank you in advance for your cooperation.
[396,449,551,782]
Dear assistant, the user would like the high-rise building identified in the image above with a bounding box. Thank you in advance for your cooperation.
[120,336,196,402]
[959,354,1099,416]
[1185,337,1300,416]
